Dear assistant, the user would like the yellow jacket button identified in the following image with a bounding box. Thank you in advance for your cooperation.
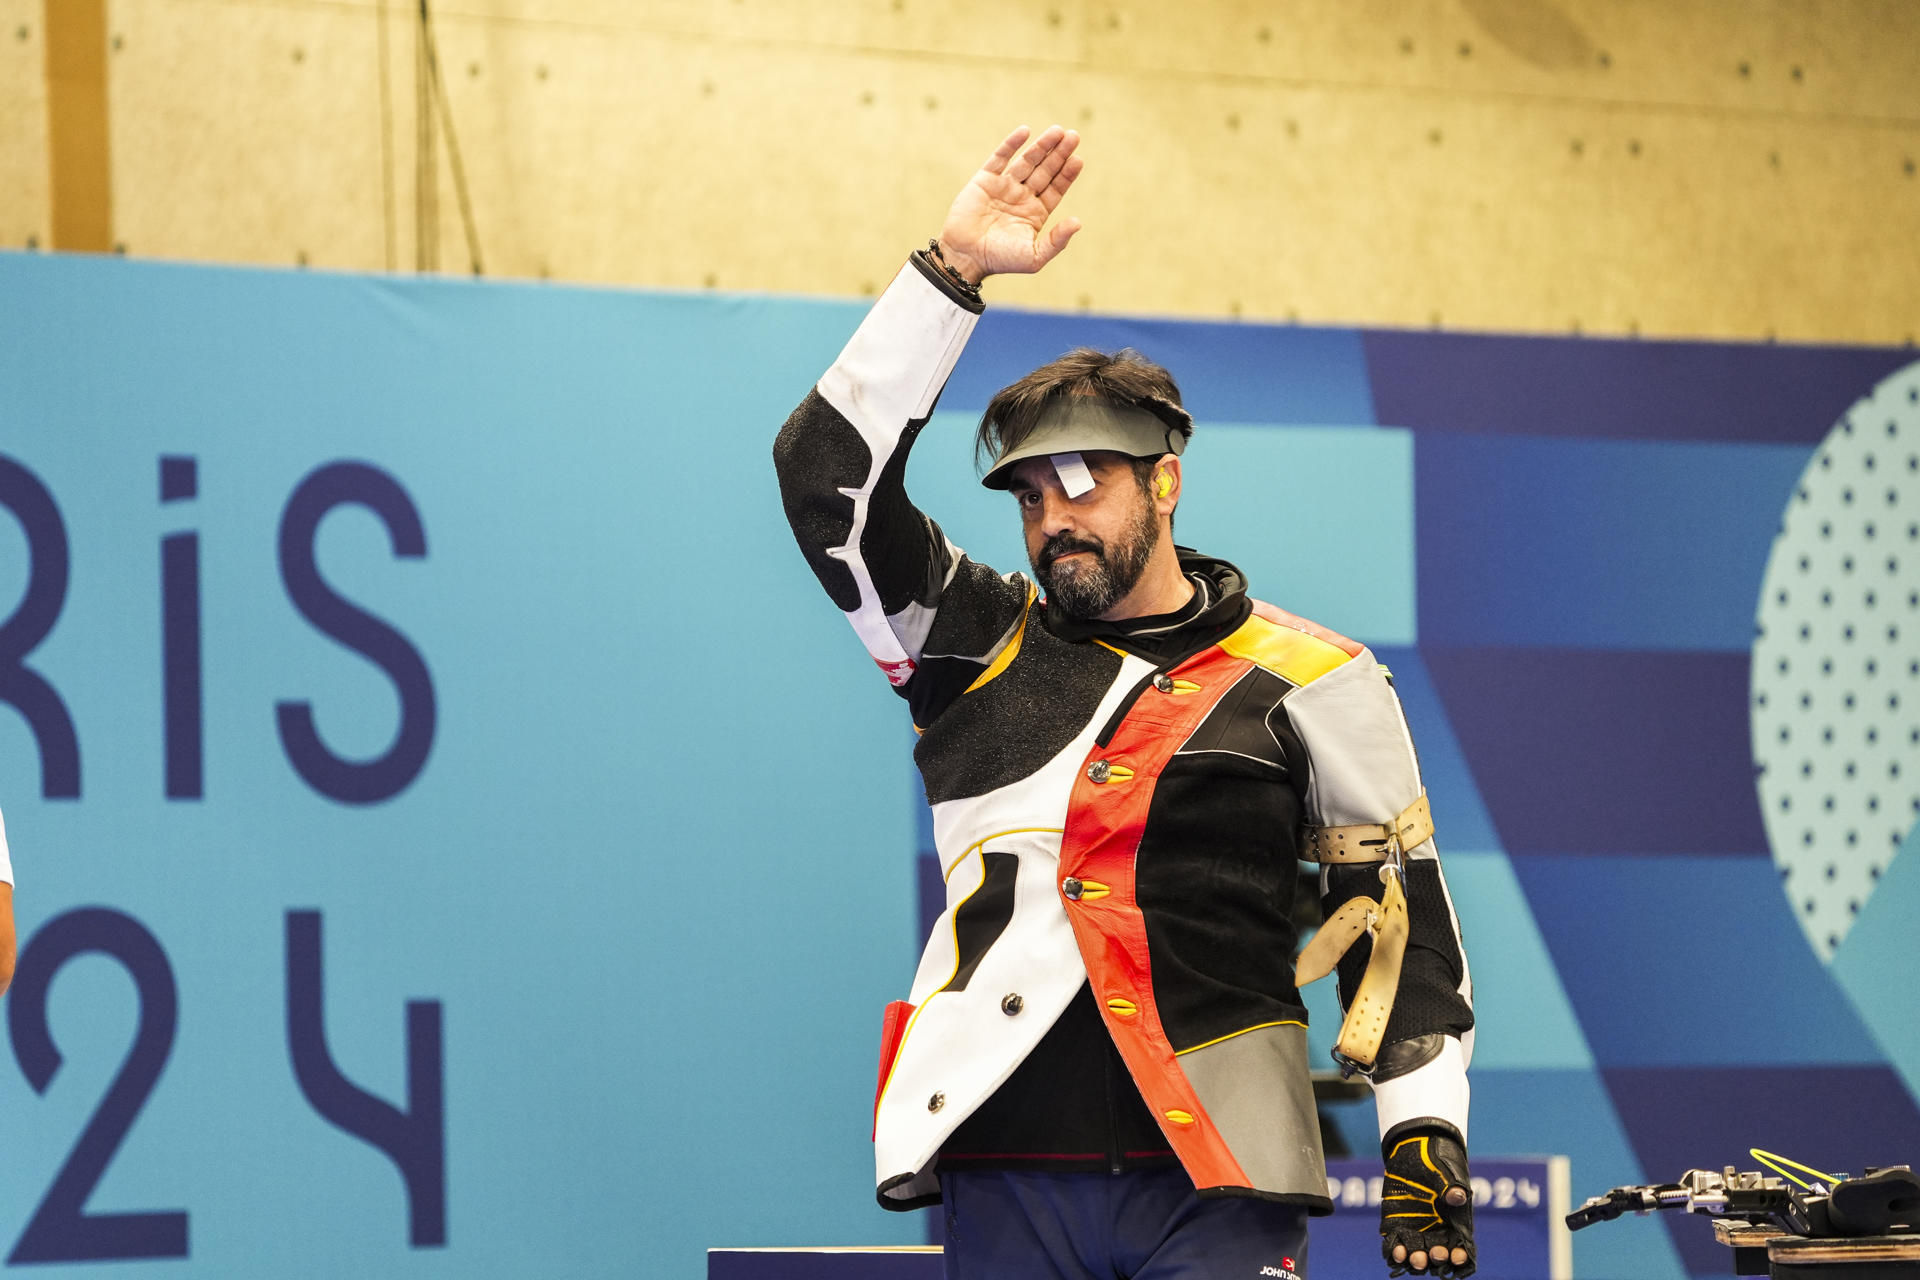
[1164,1109,1195,1126]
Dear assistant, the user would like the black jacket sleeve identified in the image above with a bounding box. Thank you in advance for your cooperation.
[772,254,1030,728]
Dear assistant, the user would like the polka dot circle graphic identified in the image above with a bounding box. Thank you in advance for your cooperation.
[1752,360,1920,962]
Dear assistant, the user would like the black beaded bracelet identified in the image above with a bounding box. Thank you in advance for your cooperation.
[925,238,984,302]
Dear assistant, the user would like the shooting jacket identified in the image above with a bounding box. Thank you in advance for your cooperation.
[773,253,1474,1212]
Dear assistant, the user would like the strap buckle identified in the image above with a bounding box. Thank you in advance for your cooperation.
[1331,1046,1374,1080]
[1379,834,1408,892]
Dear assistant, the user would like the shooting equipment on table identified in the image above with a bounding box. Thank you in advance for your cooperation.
[1568,1151,1920,1277]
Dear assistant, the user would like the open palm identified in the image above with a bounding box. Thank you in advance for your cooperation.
[938,126,1085,282]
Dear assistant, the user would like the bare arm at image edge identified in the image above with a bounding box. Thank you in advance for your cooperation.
[0,808,14,997]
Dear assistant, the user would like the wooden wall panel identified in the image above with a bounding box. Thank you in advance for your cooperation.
[7,0,1918,343]
[0,0,50,249]
[106,0,402,269]
[1081,0,1920,118]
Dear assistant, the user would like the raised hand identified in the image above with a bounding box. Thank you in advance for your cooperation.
[936,125,1085,284]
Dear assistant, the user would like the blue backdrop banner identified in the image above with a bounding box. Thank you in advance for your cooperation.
[2,252,1916,1280]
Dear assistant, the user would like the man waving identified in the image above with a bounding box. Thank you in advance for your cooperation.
[774,126,1477,1279]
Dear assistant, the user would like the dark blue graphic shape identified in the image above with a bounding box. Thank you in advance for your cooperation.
[161,456,202,799]
[915,852,944,952]
[1372,646,1502,853]
[1413,434,1810,650]
[7,908,189,1263]
[1468,1068,1685,1280]
[1365,329,1912,443]
[275,462,436,804]
[942,311,1377,427]
[158,455,196,503]
[0,454,80,798]
[1602,1064,1920,1277]
[914,768,944,945]
[1421,647,1768,856]
[285,910,446,1247]
[1514,855,1881,1067]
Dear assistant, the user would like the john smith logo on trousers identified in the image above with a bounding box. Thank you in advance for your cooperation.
[1258,1262,1301,1280]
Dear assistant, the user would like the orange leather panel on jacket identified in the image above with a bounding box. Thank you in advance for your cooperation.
[874,1000,916,1138]
[1057,641,1262,1192]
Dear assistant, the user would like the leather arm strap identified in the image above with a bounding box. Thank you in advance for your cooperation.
[1294,794,1429,1074]
[1300,793,1432,864]
[1330,867,1408,1071]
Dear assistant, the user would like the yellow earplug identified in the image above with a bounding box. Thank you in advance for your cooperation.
[1156,472,1172,498]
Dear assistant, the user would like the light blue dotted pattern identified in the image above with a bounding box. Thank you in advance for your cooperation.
[1752,359,1920,960]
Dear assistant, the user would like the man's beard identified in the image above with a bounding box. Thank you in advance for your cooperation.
[1033,495,1160,622]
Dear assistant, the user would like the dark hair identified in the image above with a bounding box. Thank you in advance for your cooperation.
[974,348,1194,474]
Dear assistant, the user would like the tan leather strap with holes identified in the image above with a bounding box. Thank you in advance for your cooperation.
[1300,793,1433,864]
[1294,896,1375,988]
[1331,868,1408,1070]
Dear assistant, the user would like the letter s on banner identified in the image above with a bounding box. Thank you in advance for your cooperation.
[276,462,436,805]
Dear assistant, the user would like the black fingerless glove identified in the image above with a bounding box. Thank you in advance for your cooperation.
[1380,1118,1475,1278]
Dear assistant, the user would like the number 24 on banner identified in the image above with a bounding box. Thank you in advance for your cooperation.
[6,907,445,1264]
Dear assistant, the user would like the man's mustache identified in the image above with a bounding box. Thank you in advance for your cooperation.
[1039,534,1104,569]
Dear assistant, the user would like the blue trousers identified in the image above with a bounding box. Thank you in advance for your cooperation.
[941,1168,1310,1280]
